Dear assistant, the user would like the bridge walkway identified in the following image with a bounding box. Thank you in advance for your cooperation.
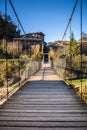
[0,64,87,130]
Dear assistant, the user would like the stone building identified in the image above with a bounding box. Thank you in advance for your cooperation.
[78,41,87,55]
[14,32,45,55]
[0,39,22,52]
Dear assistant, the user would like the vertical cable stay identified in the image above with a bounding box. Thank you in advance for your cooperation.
[17,23,21,87]
[5,0,9,99]
[69,21,72,84]
[80,0,83,98]
[62,0,78,42]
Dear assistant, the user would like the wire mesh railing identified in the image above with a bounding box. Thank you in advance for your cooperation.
[52,0,87,103]
[0,0,43,105]
[52,58,87,103]
[0,59,41,105]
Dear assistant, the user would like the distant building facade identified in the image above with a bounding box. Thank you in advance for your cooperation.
[78,41,87,55]
[14,32,45,55]
[52,40,87,55]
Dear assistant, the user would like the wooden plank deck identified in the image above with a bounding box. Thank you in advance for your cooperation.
[0,64,87,130]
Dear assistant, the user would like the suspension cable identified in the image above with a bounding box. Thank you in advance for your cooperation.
[8,0,26,35]
[62,0,78,41]
[8,0,27,54]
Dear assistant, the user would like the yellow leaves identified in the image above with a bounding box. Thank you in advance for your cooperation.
[49,49,55,59]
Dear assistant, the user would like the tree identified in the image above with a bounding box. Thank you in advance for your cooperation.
[0,12,19,41]
[0,13,4,39]
[49,48,56,60]
[67,32,80,57]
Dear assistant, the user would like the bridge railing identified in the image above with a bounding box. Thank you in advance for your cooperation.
[51,59,66,79]
[52,59,87,103]
[0,59,41,105]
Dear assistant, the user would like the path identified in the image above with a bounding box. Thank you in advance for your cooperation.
[0,64,87,130]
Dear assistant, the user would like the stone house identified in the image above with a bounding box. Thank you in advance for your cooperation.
[14,32,45,55]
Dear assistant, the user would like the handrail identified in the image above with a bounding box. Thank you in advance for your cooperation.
[0,60,41,105]
[52,60,87,103]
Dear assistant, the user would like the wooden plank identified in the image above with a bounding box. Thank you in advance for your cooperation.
[0,112,87,117]
[0,116,87,121]
[1,101,85,106]
[2,104,86,108]
[0,121,87,127]
[1,106,87,110]
[0,127,87,130]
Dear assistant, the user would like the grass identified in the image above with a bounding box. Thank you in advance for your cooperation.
[65,78,87,88]
[64,78,87,103]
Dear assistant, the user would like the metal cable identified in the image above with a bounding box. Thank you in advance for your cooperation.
[5,0,9,99]
[62,0,78,41]
[80,0,83,98]
[8,0,27,54]
[8,0,26,35]
[69,21,72,84]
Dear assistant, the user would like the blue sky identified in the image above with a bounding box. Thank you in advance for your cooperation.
[0,0,87,42]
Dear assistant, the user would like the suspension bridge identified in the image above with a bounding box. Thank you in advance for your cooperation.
[0,0,87,129]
